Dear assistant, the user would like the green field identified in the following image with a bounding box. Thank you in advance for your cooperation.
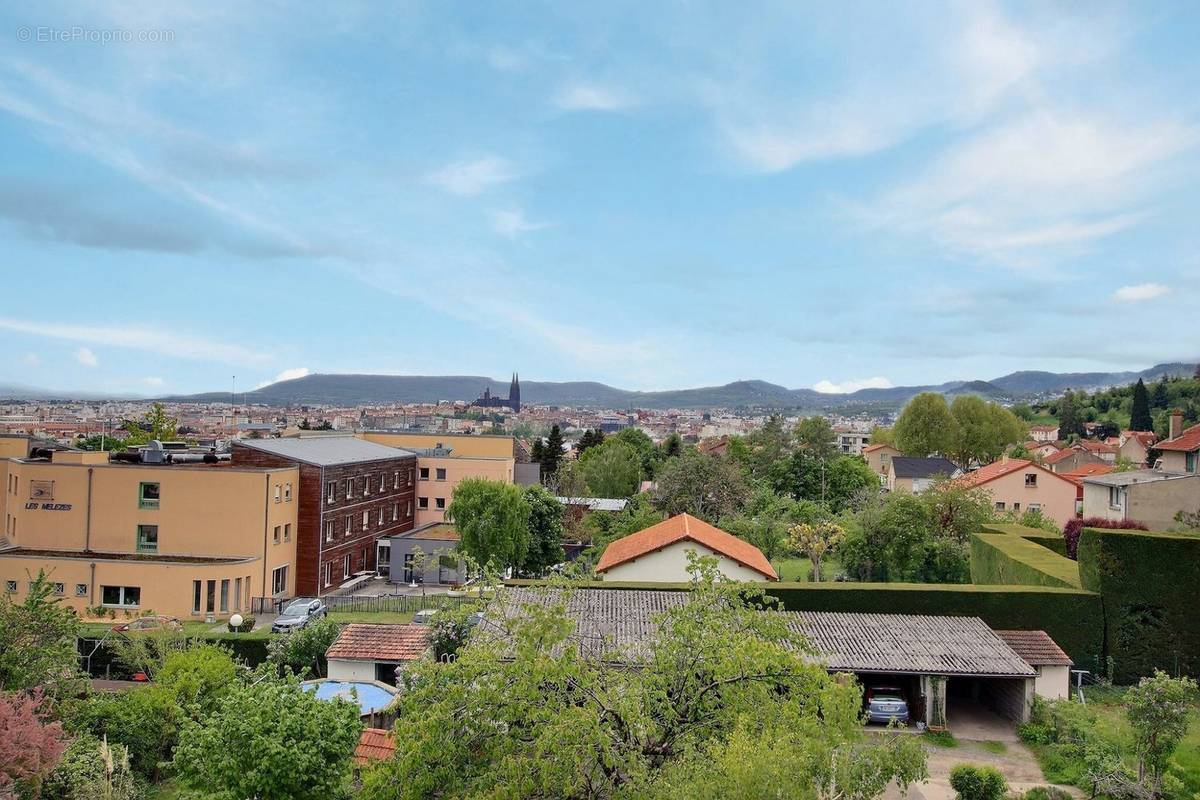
[773,556,843,582]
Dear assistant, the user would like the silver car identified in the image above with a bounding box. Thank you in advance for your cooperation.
[865,686,910,725]
[271,597,327,633]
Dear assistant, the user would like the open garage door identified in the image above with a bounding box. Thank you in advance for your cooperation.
[946,676,1032,739]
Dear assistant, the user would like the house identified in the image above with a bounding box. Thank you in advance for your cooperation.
[697,436,731,457]
[325,623,431,684]
[1059,463,1115,514]
[355,728,396,766]
[386,522,465,585]
[863,443,901,481]
[1029,425,1060,443]
[994,630,1073,700]
[1117,430,1157,468]
[1022,440,1061,460]
[1081,470,1200,530]
[833,427,871,455]
[595,513,778,582]
[1154,411,1199,474]
[1074,439,1116,464]
[955,457,1077,526]
[1043,445,1106,474]
[887,457,961,493]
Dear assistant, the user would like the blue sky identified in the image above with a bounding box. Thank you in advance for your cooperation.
[1,1,1198,396]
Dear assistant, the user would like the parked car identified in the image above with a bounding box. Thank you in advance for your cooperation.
[412,609,438,625]
[112,615,182,633]
[270,597,327,633]
[865,686,910,725]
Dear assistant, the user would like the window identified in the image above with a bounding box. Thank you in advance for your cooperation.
[284,482,293,501]
[1187,452,1197,473]
[192,580,202,613]
[392,503,398,522]
[325,520,334,543]
[322,562,332,588]
[378,507,384,525]
[206,580,215,613]
[418,497,429,509]
[327,481,336,504]
[1024,473,1037,487]
[345,515,351,535]
[220,579,229,612]
[101,585,140,607]
[1109,486,1123,509]
[406,500,412,518]
[234,577,242,610]
[364,475,371,496]
[136,524,158,553]
[393,471,400,489]
[52,582,64,595]
[138,482,160,509]
[271,565,288,595]
[994,501,1006,511]
[362,511,369,531]
[75,583,88,597]
[407,469,414,486]
[346,480,352,500]
[380,473,386,492]
[419,467,430,480]
[435,497,446,510]
[1028,503,1042,513]
[1013,502,1020,512]
[343,554,352,580]
[274,484,282,503]
[4,580,15,593]
[361,547,368,569]
[273,525,281,544]
[435,467,447,481]
[283,523,291,542]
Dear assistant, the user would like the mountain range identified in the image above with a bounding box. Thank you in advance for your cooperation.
[2,361,1194,410]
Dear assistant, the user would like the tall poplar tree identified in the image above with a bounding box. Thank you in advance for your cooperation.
[1130,379,1153,431]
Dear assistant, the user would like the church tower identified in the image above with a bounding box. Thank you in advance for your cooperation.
[509,373,521,412]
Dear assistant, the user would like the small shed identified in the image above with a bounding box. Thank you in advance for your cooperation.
[994,630,1073,700]
[325,623,431,685]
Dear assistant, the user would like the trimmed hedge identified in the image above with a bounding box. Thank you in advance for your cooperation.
[979,523,1070,557]
[970,533,1081,589]
[507,578,1104,671]
[1077,526,1200,682]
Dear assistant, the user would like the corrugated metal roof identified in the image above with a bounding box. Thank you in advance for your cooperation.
[235,435,414,466]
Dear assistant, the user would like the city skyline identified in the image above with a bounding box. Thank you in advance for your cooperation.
[2,2,1199,395]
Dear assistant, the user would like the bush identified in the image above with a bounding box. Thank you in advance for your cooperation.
[227,614,255,633]
[1021,786,1073,800]
[43,734,143,800]
[1063,517,1147,559]
[969,533,1081,588]
[949,764,1007,800]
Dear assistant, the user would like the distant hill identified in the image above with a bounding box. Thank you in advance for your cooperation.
[988,362,1197,395]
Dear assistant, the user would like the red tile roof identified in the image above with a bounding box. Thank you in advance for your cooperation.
[1043,447,1079,465]
[955,458,1073,489]
[1156,422,1200,452]
[1121,431,1157,447]
[595,513,778,580]
[1059,463,1115,486]
[1029,425,1059,433]
[993,630,1073,667]
[325,624,430,662]
[355,728,395,765]
[1076,440,1115,455]
[862,443,898,453]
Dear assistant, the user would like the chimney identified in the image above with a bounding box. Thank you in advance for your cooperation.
[1169,409,1183,441]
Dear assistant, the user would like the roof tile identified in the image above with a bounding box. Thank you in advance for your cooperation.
[326,624,430,662]
[994,630,1073,667]
[1157,422,1200,452]
[595,513,778,580]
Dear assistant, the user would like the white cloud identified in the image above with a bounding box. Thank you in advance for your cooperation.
[488,208,549,239]
[0,317,272,365]
[813,376,894,394]
[1113,283,1169,302]
[141,376,165,386]
[426,156,518,196]
[554,84,635,112]
[256,367,310,389]
[74,347,99,367]
[20,353,40,366]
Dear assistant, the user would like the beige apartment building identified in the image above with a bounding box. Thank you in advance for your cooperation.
[1,450,298,620]
[956,457,1077,527]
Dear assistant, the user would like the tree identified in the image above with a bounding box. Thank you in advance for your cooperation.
[541,425,565,477]
[1130,379,1153,431]
[530,437,545,464]
[268,617,341,679]
[1124,670,1198,794]
[519,486,566,577]
[173,674,363,800]
[579,440,642,498]
[893,393,956,457]
[1150,380,1170,410]
[544,459,588,498]
[869,426,895,446]
[794,416,837,460]
[1057,390,1085,440]
[659,432,683,460]
[788,520,845,582]
[612,427,661,478]
[359,566,926,800]
[0,571,84,698]
[948,396,1026,467]
[652,450,749,521]
[43,734,140,800]
[0,689,65,799]
[122,402,178,444]
[738,414,794,480]
[575,428,605,456]
[447,478,532,571]
[79,683,182,781]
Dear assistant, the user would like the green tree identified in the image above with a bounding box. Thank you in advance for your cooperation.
[580,494,666,566]
[869,426,895,446]
[0,571,84,698]
[43,734,140,800]
[519,486,566,577]
[122,402,178,444]
[579,440,642,498]
[541,425,565,477]
[737,414,793,480]
[613,427,662,478]
[80,684,182,780]
[787,520,845,582]
[447,478,532,571]
[1151,380,1170,410]
[173,674,363,800]
[1125,670,1198,794]
[1130,379,1153,431]
[1057,390,1084,439]
[659,432,683,460]
[652,450,749,522]
[893,393,957,457]
[794,416,837,460]
[268,617,341,679]
[575,428,605,456]
[948,395,1026,467]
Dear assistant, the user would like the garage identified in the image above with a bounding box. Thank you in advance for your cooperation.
[787,612,1037,731]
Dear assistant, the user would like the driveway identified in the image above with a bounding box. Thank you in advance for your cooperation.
[946,701,1020,743]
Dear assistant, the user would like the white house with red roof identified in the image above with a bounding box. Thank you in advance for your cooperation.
[955,457,1078,526]
[595,513,778,583]
[1155,411,1199,474]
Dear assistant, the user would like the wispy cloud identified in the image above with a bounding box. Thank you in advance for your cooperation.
[426,156,518,196]
[813,376,893,394]
[1113,283,1169,302]
[554,84,635,112]
[0,317,272,366]
[141,376,165,387]
[255,367,310,389]
[74,347,99,367]
[488,208,549,239]
[20,353,40,367]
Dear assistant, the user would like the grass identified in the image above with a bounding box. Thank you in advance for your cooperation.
[329,610,415,624]
[979,740,1008,754]
[924,730,958,748]
[773,556,843,582]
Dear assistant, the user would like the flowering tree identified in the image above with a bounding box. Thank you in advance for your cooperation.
[0,689,66,798]
[1125,670,1198,794]
[788,521,845,582]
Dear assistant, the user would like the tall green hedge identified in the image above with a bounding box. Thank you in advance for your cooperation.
[506,579,1104,671]
[979,522,1070,557]
[970,533,1081,588]
[1077,527,1200,682]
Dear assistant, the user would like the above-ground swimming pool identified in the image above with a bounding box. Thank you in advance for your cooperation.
[302,679,398,715]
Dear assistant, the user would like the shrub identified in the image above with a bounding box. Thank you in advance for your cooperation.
[1021,787,1072,800]
[949,764,1007,800]
[227,614,255,633]
[969,533,1081,588]
[1062,517,1147,559]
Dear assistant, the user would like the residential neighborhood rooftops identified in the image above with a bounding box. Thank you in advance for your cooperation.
[1156,422,1200,452]
[594,513,778,580]
[1043,448,1078,465]
[234,434,414,466]
[325,623,431,662]
[397,522,460,541]
[1059,463,1115,485]
[1080,468,1193,487]
[862,443,899,453]
[890,456,960,479]
[957,458,1068,489]
[355,728,396,765]
[994,630,1073,667]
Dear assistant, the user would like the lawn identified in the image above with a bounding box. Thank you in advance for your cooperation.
[773,556,843,582]
[329,610,415,624]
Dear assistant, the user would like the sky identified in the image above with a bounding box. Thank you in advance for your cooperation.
[1,1,1198,397]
